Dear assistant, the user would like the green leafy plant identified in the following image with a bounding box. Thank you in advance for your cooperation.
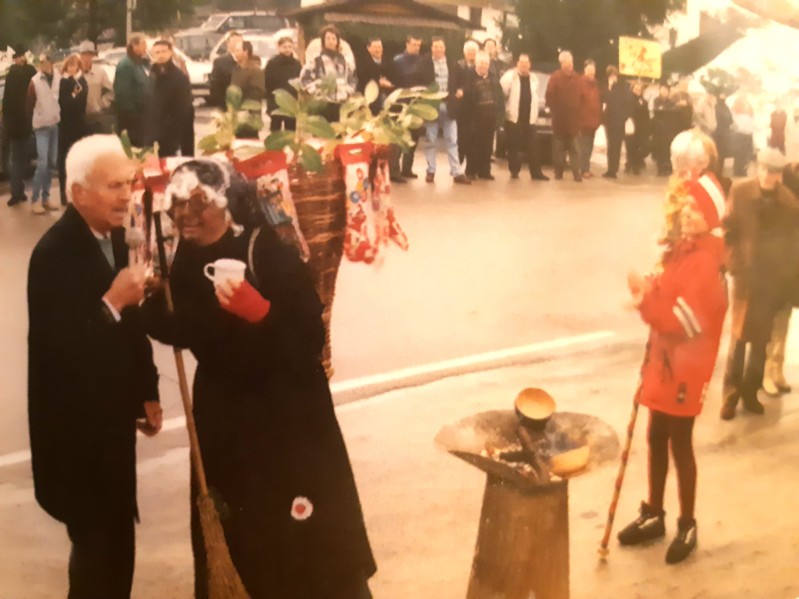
[197,85,265,156]
[263,76,447,173]
[119,130,158,164]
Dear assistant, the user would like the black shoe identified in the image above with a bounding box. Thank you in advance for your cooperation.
[602,172,618,179]
[7,195,27,207]
[776,382,792,393]
[574,175,582,183]
[617,502,666,546]
[554,172,564,180]
[402,171,418,179]
[665,518,697,564]
[510,172,519,179]
[390,176,407,184]
[742,393,765,415]
[478,174,495,180]
[532,173,550,181]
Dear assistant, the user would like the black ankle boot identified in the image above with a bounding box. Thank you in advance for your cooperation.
[617,502,666,546]
[742,393,765,415]
[666,518,697,564]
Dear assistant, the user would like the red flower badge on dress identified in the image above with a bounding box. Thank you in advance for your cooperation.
[291,496,313,521]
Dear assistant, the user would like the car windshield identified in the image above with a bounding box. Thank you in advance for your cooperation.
[176,33,222,60]
[203,15,227,30]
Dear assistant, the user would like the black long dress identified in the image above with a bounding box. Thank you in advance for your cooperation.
[145,225,376,599]
[58,75,88,204]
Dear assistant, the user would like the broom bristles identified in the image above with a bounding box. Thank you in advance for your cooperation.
[197,494,251,599]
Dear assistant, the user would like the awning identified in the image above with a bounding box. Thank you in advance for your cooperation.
[325,12,462,29]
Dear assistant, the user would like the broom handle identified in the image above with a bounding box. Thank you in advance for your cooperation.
[153,213,211,496]
[599,390,641,553]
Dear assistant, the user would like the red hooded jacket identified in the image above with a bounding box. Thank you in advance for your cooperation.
[637,234,728,417]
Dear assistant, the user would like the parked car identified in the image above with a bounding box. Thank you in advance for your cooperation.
[96,43,212,94]
[173,28,224,61]
[201,11,291,34]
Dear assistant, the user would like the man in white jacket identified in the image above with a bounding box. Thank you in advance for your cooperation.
[27,54,61,214]
[500,54,549,180]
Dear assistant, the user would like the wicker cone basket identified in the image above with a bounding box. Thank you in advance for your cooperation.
[289,159,347,377]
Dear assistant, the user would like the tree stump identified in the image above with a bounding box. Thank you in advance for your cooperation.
[467,475,570,599]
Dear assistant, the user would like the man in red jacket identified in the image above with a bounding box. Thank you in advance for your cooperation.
[545,50,583,182]
[578,59,602,178]
[618,164,728,564]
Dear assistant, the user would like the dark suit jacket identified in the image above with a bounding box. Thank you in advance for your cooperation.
[356,57,396,114]
[418,54,464,120]
[28,206,159,524]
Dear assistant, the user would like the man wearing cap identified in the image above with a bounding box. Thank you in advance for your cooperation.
[79,40,115,135]
[2,47,37,206]
[721,147,799,419]
[761,161,799,398]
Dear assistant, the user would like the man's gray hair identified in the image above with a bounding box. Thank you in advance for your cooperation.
[65,135,129,202]
[558,50,573,63]
[464,40,480,54]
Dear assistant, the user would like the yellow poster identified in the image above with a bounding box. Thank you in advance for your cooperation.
[618,36,662,80]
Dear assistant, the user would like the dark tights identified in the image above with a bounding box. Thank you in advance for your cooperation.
[647,410,696,523]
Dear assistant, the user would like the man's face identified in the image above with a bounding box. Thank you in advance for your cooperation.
[758,166,782,190]
[151,44,172,65]
[368,40,383,61]
[279,41,294,57]
[517,56,531,75]
[227,35,242,54]
[133,40,148,58]
[561,55,573,73]
[39,59,53,75]
[464,45,477,62]
[476,58,489,77]
[172,189,229,246]
[406,38,421,55]
[432,41,446,60]
[80,52,94,72]
[484,40,497,56]
[585,64,595,80]
[72,154,135,234]
[230,41,246,64]
[323,32,338,52]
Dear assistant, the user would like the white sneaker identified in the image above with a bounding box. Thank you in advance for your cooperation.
[31,203,46,215]
[43,202,60,211]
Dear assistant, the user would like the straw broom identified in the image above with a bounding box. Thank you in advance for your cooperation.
[153,211,251,599]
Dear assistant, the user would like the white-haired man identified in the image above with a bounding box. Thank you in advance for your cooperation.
[463,51,503,180]
[456,39,480,163]
[28,134,162,598]
[545,50,583,182]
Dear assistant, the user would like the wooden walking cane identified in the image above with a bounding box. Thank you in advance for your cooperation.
[153,211,250,599]
[598,384,642,560]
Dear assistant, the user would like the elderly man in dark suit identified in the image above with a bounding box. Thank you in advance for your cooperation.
[28,134,162,598]
[721,148,799,420]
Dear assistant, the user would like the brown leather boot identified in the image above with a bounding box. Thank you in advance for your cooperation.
[720,393,739,420]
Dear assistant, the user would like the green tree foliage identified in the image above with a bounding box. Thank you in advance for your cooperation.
[0,0,194,50]
[505,0,685,71]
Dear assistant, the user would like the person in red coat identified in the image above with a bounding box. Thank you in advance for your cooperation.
[545,50,583,181]
[618,172,728,565]
[578,59,602,178]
